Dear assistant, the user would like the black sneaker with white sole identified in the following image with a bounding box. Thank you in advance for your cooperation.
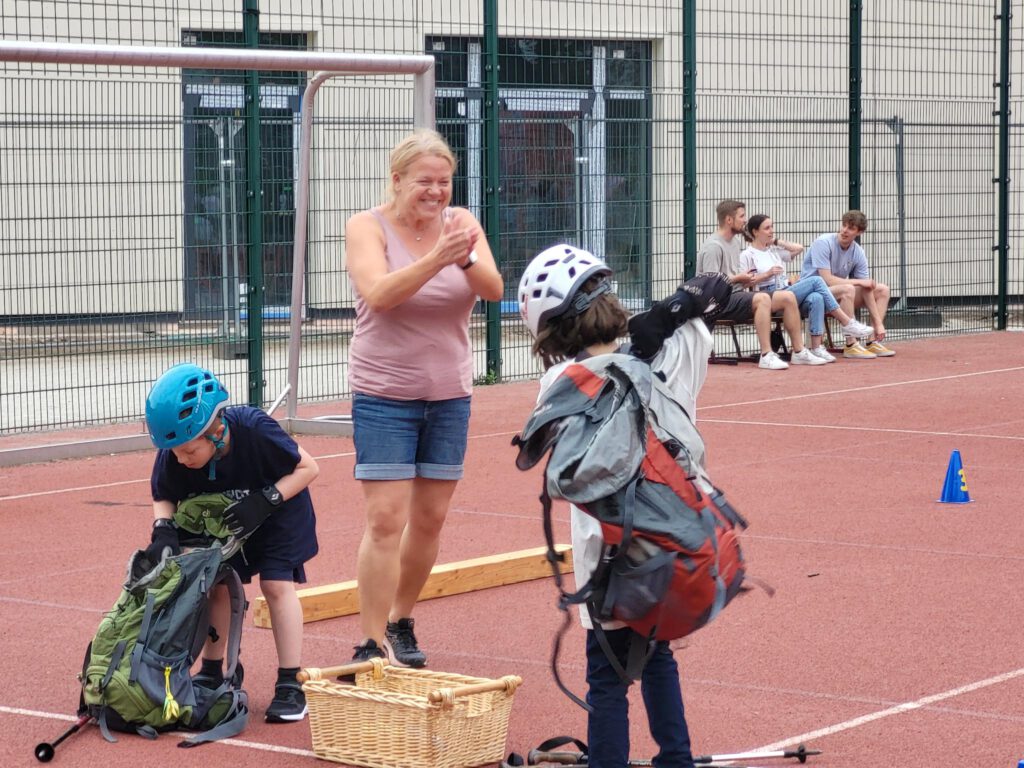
[385,618,427,668]
[265,682,307,723]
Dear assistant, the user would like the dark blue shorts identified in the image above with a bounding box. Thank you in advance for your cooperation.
[352,393,471,481]
[227,493,318,583]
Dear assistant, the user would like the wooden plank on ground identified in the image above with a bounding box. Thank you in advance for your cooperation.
[252,544,573,628]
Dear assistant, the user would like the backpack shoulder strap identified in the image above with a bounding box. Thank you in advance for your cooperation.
[215,564,247,684]
[178,689,249,748]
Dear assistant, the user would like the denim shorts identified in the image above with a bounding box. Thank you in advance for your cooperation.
[352,393,472,481]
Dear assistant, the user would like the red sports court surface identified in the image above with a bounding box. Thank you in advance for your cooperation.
[2,331,1023,768]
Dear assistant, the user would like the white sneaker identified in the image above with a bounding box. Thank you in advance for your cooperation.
[790,348,828,366]
[808,346,836,363]
[758,351,789,370]
[841,319,874,339]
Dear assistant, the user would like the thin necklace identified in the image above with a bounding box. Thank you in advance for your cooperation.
[397,211,424,241]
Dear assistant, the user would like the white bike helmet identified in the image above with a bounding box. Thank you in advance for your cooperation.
[518,244,613,338]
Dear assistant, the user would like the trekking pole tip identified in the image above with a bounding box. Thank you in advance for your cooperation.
[34,743,55,763]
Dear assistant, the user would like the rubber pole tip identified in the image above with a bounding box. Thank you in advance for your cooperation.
[34,743,55,763]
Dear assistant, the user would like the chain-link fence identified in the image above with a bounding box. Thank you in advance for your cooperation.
[1010,0,1023,330]
[1,0,1020,435]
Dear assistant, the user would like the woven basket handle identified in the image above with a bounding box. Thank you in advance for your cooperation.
[298,658,389,683]
[427,675,522,705]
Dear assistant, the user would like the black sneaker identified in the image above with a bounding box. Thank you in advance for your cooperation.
[192,661,243,690]
[191,670,223,689]
[385,618,427,668]
[337,639,387,683]
[265,682,307,723]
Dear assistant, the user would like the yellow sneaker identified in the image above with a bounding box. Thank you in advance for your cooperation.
[865,340,895,357]
[843,341,877,360]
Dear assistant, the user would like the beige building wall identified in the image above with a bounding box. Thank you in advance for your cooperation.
[0,0,1007,316]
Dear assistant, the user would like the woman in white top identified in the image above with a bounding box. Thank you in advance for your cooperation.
[739,214,873,362]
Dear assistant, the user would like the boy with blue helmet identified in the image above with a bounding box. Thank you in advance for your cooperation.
[144,363,320,724]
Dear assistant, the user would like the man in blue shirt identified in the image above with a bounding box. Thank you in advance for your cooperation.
[800,210,895,359]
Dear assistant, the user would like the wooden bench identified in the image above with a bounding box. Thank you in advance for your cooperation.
[709,315,840,365]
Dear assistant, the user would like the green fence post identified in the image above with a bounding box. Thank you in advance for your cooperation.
[243,0,264,405]
[682,0,697,279]
[848,0,862,212]
[482,0,502,379]
[995,0,1011,330]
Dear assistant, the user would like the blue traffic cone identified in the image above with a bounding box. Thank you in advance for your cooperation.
[937,449,973,504]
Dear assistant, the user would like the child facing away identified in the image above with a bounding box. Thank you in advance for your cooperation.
[142,363,319,723]
[517,244,733,768]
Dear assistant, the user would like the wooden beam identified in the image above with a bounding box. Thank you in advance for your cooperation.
[252,544,573,628]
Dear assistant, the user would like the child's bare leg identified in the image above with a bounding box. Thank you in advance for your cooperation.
[262,579,303,668]
[201,584,230,661]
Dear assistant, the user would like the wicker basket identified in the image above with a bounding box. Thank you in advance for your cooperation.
[300,658,522,768]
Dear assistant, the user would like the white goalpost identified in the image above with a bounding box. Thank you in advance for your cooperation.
[0,40,435,466]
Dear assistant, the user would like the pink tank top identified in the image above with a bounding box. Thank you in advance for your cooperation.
[348,208,478,401]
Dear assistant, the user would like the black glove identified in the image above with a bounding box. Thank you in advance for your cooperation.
[628,273,733,360]
[223,485,282,538]
[143,519,181,562]
[681,272,733,322]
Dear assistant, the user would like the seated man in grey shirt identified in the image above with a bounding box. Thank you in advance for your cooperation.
[696,199,821,370]
[800,210,895,359]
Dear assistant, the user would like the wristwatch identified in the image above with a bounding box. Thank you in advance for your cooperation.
[460,251,478,270]
[261,485,284,507]
[153,518,174,530]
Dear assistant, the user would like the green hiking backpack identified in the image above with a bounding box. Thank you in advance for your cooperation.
[78,545,249,747]
[173,492,245,556]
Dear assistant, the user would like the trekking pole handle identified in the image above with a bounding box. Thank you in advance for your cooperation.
[427,675,522,704]
[526,749,584,765]
[298,658,389,683]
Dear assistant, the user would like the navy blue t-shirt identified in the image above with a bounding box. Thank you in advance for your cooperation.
[151,406,318,581]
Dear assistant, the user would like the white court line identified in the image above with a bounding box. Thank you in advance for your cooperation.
[700,418,1024,442]
[0,595,105,614]
[312,449,355,460]
[0,705,78,722]
[209,736,316,758]
[699,364,1024,411]
[754,666,1024,753]
[0,433,502,502]
[0,704,317,757]
[0,561,115,586]
[9,669,1023,759]
[745,532,1024,562]
[0,478,146,502]
[4,365,1022,503]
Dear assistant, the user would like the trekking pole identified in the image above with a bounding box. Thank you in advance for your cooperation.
[627,744,821,766]
[34,714,92,763]
[527,748,583,764]
[695,745,821,765]
[527,744,820,767]
[523,763,784,768]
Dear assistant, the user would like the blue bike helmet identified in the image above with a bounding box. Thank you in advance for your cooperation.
[145,363,229,449]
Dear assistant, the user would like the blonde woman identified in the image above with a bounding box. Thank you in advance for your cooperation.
[344,130,503,668]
